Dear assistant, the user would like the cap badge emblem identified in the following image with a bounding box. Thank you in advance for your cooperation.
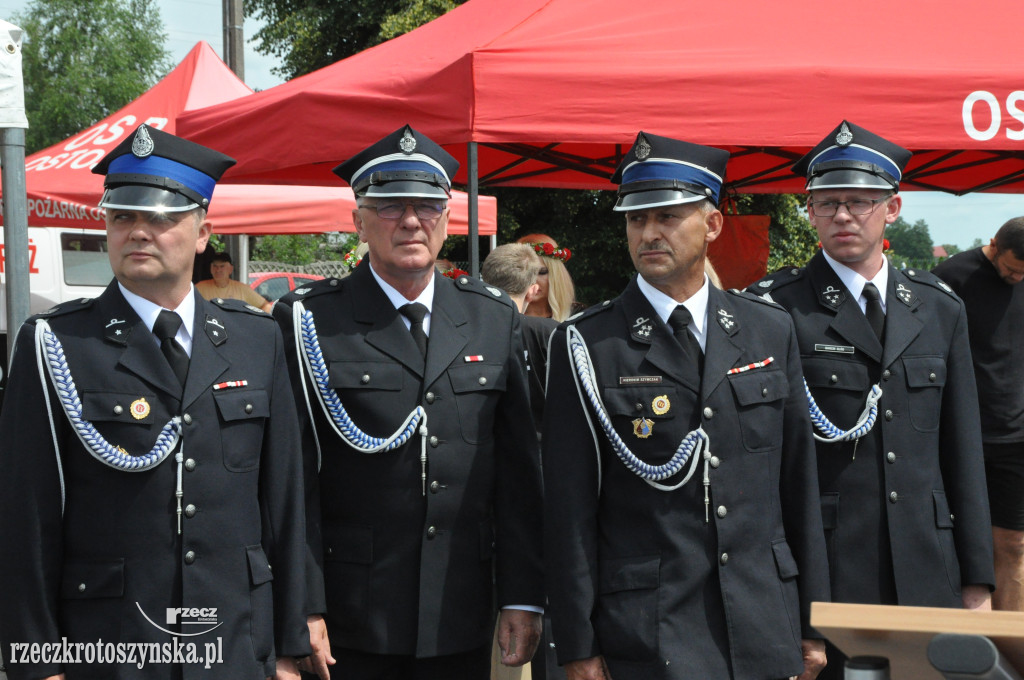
[132,125,155,158]
[399,128,417,154]
[835,122,854,147]
[635,133,652,161]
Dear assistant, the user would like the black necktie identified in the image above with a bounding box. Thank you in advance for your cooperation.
[668,305,704,380]
[862,283,885,341]
[153,309,190,386]
[399,303,429,358]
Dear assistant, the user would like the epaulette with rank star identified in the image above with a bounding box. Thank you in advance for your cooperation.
[565,298,613,324]
[727,287,787,312]
[899,267,961,300]
[453,274,515,309]
[211,297,271,317]
[747,266,804,302]
[28,296,94,321]
[281,276,346,303]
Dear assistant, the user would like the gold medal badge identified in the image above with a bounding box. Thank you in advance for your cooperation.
[652,395,671,415]
[130,397,151,420]
[632,417,654,439]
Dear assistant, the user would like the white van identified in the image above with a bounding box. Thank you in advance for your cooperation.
[0,227,111,402]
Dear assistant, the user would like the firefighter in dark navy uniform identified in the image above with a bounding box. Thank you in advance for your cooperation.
[748,121,994,679]
[0,124,310,679]
[543,131,830,680]
[273,125,544,680]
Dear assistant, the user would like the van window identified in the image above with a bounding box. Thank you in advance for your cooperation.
[61,233,112,286]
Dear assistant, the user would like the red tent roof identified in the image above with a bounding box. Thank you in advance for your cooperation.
[7,42,495,236]
[178,0,1024,195]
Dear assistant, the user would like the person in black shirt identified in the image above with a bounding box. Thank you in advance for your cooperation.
[933,216,1024,613]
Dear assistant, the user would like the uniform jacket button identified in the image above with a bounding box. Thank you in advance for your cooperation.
[78,583,87,592]
[426,526,437,539]
[361,374,370,384]
[185,504,197,518]
[720,552,729,565]
[885,409,894,421]
[478,376,488,386]
[717,505,727,518]
[887,452,896,463]
[889,491,899,503]
[709,456,721,468]
[761,387,768,397]
[183,413,193,425]
[244,403,253,414]
[829,374,838,384]
[113,405,124,415]
[635,402,644,411]
[703,407,714,419]
[429,436,439,448]
[929,372,937,383]
[425,392,435,404]
[429,481,440,493]
[184,550,196,564]
[882,369,891,380]
[184,458,197,471]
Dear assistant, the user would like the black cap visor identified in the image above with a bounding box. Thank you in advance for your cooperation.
[353,170,451,199]
[99,185,200,212]
[613,186,710,212]
[806,160,898,191]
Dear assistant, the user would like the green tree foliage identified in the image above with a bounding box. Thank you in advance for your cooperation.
[885,217,934,266]
[250,234,348,266]
[14,0,171,153]
[244,0,465,80]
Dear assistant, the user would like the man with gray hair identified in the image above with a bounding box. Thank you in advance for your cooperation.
[934,216,1024,614]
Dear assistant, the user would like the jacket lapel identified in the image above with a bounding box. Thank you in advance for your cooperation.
[351,265,426,377]
[880,269,924,369]
[97,283,183,400]
[182,293,230,409]
[620,280,701,395]
[424,274,469,389]
[701,287,743,401]
[808,253,883,362]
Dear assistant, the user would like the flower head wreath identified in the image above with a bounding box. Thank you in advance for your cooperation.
[528,242,572,262]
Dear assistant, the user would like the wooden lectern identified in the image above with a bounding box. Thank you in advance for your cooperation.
[812,602,1024,679]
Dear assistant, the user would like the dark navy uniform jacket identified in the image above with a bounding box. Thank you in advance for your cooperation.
[274,262,544,658]
[542,277,830,680]
[0,282,309,679]
[749,251,994,607]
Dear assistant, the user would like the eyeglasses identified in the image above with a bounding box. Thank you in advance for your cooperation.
[360,201,445,221]
[809,196,892,217]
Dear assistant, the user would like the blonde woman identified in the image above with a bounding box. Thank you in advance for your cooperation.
[516,233,576,321]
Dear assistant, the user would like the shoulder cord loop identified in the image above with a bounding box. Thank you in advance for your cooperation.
[567,324,710,495]
[294,302,430,495]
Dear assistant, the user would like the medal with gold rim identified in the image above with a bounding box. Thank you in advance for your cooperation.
[632,417,654,439]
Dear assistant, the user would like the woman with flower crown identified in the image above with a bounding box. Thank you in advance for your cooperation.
[516,233,576,322]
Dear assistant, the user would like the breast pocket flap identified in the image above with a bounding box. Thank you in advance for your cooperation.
[329,361,403,391]
[728,370,789,406]
[81,391,156,424]
[214,389,269,422]
[803,358,870,392]
[904,356,947,388]
[448,363,506,394]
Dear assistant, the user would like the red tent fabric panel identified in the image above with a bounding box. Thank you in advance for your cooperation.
[708,216,770,291]
[177,0,1024,194]
[2,42,495,235]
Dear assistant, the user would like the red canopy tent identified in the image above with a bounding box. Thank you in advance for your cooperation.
[177,0,1024,196]
[4,42,495,236]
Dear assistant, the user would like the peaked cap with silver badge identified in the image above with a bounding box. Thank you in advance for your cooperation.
[610,131,729,211]
[333,124,460,199]
[92,124,236,212]
[792,120,911,192]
